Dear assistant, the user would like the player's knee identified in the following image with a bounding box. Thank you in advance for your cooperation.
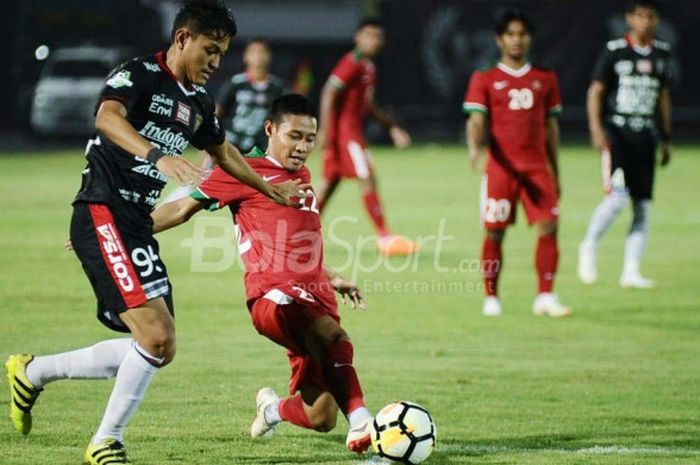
[140,329,176,365]
[486,229,505,243]
[537,220,558,236]
[308,407,338,432]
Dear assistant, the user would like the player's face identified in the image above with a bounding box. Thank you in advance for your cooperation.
[355,25,385,58]
[181,31,230,85]
[626,6,659,41]
[266,114,317,171]
[244,42,271,71]
[497,20,531,61]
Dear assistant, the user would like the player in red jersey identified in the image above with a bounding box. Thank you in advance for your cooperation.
[317,19,417,256]
[464,10,571,317]
[152,94,375,454]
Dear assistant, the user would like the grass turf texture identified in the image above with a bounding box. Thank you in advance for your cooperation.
[1,144,699,465]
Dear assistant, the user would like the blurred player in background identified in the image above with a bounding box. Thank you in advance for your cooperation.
[317,20,418,257]
[217,38,287,153]
[578,0,673,288]
[4,2,303,464]
[464,10,571,317]
[153,94,375,454]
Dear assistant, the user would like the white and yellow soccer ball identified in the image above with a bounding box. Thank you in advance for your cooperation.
[370,401,436,464]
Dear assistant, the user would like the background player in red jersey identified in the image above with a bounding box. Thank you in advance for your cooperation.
[316,20,417,257]
[464,10,571,317]
[152,94,375,454]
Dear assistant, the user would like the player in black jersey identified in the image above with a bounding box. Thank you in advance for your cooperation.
[578,0,673,289]
[4,2,305,464]
[217,38,287,153]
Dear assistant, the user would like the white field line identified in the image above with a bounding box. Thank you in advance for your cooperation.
[439,444,700,456]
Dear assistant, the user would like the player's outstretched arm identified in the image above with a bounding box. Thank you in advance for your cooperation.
[546,116,562,196]
[367,97,411,149]
[658,87,672,167]
[466,112,486,172]
[586,80,609,151]
[205,141,308,207]
[316,81,341,151]
[95,100,205,185]
[151,196,205,234]
[324,266,366,310]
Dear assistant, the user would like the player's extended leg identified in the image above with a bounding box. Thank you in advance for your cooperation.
[578,190,629,284]
[359,175,419,257]
[6,338,133,435]
[304,315,372,452]
[482,228,505,316]
[317,176,341,213]
[85,298,175,465]
[620,199,654,288]
[531,220,571,317]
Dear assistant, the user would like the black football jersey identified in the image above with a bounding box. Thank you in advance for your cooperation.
[74,52,225,222]
[216,72,286,153]
[592,36,673,133]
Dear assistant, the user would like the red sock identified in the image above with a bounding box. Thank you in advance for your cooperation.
[322,339,366,415]
[482,236,502,296]
[363,189,389,237]
[536,234,559,293]
[279,394,314,430]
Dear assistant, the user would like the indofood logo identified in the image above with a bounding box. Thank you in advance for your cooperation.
[139,121,189,155]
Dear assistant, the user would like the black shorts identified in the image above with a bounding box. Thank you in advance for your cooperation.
[604,125,657,200]
[70,202,174,332]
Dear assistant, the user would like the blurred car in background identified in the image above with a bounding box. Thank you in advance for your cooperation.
[30,46,129,137]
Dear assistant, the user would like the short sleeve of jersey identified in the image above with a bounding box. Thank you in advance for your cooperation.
[591,47,613,84]
[191,100,226,150]
[191,166,249,211]
[660,49,674,88]
[463,72,489,114]
[328,55,361,89]
[96,59,151,114]
[546,71,563,117]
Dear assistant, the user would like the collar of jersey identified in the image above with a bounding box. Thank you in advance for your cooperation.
[265,154,283,168]
[156,51,197,97]
[625,35,653,56]
[497,62,532,77]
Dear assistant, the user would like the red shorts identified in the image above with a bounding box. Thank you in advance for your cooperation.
[481,162,559,229]
[323,134,374,181]
[250,287,340,395]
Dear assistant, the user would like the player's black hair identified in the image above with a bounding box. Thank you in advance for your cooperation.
[356,18,384,31]
[268,94,317,125]
[171,0,237,41]
[627,0,662,14]
[495,9,534,36]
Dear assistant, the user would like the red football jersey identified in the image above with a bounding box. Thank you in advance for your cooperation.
[327,51,377,140]
[463,63,562,170]
[193,151,336,310]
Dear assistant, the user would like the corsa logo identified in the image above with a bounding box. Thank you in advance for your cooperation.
[96,224,135,292]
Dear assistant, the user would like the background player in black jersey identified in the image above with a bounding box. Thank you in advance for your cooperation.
[4,2,305,464]
[578,0,673,289]
[217,38,287,153]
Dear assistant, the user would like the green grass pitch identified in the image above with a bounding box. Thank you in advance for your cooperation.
[1,144,699,464]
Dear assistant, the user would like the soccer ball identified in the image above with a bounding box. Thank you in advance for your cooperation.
[370,401,436,464]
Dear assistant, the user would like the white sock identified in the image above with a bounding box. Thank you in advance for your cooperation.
[25,339,133,388]
[347,407,373,429]
[92,343,159,444]
[623,200,651,275]
[582,191,628,247]
[264,399,282,425]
